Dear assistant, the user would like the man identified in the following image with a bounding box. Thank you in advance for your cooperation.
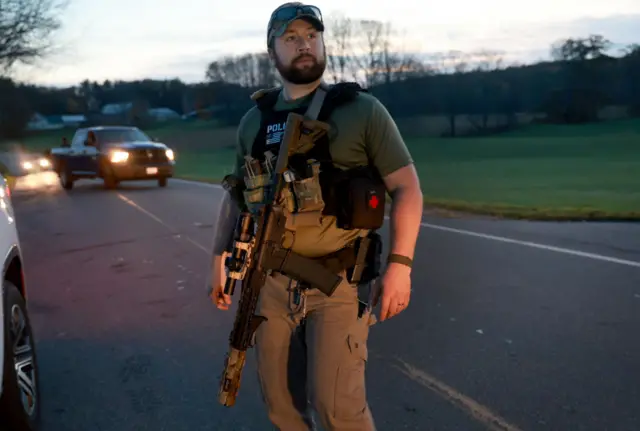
[208,2,423,430]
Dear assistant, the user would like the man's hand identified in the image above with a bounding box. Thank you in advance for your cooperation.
[210,252,232,310]
[374,262,411,321]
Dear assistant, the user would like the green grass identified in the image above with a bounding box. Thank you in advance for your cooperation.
[1,128,68,152]
[173,147,236,182]
[407,120,640,219]
[10,118,640,220]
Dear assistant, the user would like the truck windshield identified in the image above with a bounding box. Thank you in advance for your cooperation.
[97,129,151,144]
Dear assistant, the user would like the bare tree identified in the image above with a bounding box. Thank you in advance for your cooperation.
[622,43,640,57]
[0,0,67,72]
[205,53,277,88]
[620,44,640,115]
[429,50,469,74]
[427,50,469,136]
[355,19,384,86]
[377,22,425,83]
[467,49,506,131]
[343,19,422,87]
[0,77,31,139]
[324,11,356,83]
[550,34,612,61]
[471,49,504,72]
[548,34,613,122]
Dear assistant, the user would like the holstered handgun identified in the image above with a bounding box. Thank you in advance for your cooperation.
[346,231,382,285]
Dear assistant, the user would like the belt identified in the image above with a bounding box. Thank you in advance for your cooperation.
[267,243,359,296]
[311,244,358,273]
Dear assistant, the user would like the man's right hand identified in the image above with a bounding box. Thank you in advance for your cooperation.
[212,284,232,310]
[210,252,232,310]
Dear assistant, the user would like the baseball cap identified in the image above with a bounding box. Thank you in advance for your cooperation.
[267,2,324,47]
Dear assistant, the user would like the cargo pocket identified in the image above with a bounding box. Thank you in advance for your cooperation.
[334,332,368,420]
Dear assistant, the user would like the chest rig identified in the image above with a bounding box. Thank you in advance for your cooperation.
[244,82,387,232]
[229,82,385,294]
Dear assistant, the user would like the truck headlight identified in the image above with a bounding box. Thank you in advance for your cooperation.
[39,158,51,168]
[111,150,129,163]
[165,149,174,161]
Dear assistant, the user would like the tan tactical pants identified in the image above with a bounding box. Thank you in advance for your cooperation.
[254,271,377,431]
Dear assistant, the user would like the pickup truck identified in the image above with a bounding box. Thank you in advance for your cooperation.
[47,125,175,190]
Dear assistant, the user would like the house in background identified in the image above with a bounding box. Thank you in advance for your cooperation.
[100,102,180,125]
[100,101,145,125]
[148,107,180,121]
[26,113,87,130]
[101,102,133,115]
[60,115,87,127]
[26,113,61,131]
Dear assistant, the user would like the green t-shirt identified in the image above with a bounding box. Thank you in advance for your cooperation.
[233,88,414,258]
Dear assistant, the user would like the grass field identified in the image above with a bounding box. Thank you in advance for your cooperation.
[8,117,640,220]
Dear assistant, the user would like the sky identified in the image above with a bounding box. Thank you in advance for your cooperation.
[12,0,640,87]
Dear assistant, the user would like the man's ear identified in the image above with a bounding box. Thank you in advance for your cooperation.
[267,48,276,65]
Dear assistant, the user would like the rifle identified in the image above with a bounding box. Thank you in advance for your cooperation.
[217,112,341,407]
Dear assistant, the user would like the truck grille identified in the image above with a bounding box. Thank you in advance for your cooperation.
[129,148,168,164]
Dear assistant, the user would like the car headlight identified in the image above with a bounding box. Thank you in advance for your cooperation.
[165,149,174,161]
[22,161,33,170]
[110,150,129,163]
[39,158,51,168]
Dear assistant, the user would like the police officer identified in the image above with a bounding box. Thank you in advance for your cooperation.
[209,2,424,430]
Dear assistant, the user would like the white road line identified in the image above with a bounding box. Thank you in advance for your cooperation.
[173,179,223,189]
[117,193,209,254]
[393,357,524,431]
[173,178,640,269]
[126,181,526,431]
[415,221,640,268]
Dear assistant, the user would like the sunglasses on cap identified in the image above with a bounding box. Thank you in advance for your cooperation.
[268,3,324,44]
[270,4,322,23]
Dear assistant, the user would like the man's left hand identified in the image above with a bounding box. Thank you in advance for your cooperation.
[375,262,412,321]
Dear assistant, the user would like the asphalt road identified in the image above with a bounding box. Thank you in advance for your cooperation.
[10,175,640,431]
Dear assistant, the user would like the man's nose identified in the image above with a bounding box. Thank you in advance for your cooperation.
[296,36,311,51]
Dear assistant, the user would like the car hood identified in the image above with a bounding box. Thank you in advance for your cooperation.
[106,141,168,150]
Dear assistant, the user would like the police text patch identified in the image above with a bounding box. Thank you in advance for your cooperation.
[266,122,286,146]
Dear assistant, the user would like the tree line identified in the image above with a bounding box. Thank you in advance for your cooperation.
[202,18,640,136]
[1,3,639,140]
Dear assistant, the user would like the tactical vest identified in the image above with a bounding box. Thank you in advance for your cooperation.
[244,82,386,231]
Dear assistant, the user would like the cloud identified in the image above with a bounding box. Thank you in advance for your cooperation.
[225,29,266,40]
[532,13,640,49]
[22,9,640,86]
[148,51,223,83]
[407,13,640,64]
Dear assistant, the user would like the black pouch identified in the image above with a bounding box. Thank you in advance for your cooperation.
[360,231,382,283]
[335,167,386,230]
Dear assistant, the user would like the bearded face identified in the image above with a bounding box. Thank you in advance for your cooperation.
[270,19,326,85]
[274,51,326,84]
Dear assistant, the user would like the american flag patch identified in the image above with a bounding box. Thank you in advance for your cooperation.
[266,131,284,145]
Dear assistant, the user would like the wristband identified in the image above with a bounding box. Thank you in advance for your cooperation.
[387,253,412,268]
